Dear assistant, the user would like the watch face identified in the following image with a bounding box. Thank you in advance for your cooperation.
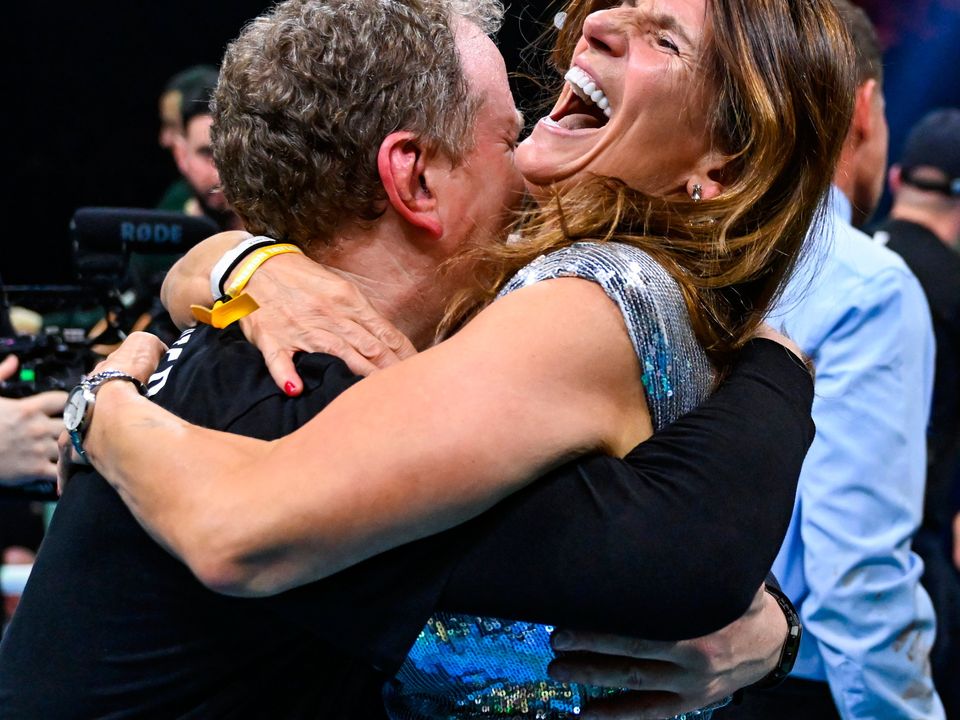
[63,385,88,432]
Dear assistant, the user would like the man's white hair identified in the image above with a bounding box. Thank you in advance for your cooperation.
[446,0,505,35]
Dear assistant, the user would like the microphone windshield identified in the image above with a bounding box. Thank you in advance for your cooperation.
[70,207,220,256]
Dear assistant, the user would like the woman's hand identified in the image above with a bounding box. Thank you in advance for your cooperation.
[89,331,169,385]
[239,253,417,394]
[161,232,418,391]
[57,332,168,495]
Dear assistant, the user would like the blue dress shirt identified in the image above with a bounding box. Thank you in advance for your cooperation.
[768,188,945,719]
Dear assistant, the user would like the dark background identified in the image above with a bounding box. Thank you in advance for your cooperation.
[4,0,959,285]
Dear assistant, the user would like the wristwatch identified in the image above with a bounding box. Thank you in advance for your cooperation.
[749,581,803,690]
[64,370,147,461]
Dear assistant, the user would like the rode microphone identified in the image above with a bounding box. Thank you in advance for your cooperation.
[70,207,220,256]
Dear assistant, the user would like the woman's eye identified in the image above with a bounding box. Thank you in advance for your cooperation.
[657,34,680,54]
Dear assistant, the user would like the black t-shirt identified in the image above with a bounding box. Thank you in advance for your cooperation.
[880,218,960,523]
[0,326,814,718]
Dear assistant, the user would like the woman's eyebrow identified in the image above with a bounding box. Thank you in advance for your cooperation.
[650,12,695,48]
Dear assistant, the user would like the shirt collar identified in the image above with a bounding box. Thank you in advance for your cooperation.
[827,185,853,224]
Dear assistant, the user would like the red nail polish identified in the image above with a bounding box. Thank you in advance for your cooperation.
[284,381,298,397]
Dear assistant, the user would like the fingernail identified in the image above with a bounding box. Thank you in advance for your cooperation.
[284,381,299,397]
[551,630,573,650]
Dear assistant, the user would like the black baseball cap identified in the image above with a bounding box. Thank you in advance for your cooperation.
[899,108,960,197]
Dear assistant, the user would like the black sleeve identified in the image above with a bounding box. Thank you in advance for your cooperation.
[436,338,814,640]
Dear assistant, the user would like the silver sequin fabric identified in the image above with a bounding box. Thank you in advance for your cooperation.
[384,242,718,720]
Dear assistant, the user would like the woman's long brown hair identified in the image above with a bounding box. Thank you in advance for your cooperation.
[442,0,857,377]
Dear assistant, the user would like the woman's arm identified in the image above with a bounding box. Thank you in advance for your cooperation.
[161,230,251,328]
[86,278,652,597]
[161,234,417,379]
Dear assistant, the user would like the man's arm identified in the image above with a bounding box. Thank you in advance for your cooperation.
[546,584,789,720]
[439,338,813,638]
[794,267,943,719]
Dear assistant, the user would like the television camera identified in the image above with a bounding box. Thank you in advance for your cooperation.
[1,208,218,499]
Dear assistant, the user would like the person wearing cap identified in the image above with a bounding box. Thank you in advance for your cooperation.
[127,66,245,346]
[156,65,221,214]
[726,3,943,718]
[874,107,960,718]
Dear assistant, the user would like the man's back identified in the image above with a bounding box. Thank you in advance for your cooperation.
[878,217,960,526]
[0,325,446,718]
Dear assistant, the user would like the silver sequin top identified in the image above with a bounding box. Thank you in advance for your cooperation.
[383,242,718,720]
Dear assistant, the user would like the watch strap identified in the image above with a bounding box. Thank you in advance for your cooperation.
[83,369,148,396]
[66,370,148,461]
[748,582,803,690]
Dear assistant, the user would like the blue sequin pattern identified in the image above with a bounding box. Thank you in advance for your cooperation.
[384,242,718,719]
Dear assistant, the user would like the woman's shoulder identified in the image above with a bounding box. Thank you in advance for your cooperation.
[499,241,714,430]
[499,241,674,298]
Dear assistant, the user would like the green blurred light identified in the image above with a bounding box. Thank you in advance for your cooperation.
[19,368,36,382]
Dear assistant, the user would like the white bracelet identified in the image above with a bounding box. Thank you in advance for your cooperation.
[209,236,283,301]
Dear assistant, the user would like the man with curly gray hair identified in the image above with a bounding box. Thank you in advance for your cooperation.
[201,0,525,351]
[213,0,514,254]
[0,1,528,717]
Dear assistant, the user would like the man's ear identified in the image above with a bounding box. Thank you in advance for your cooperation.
[171,135,189,176]
[686,149,727,201]
[377,132,443,239]
[851,79,880,148]
[888,164,903,195]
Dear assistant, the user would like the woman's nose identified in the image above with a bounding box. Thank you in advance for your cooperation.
[582,10,628,58]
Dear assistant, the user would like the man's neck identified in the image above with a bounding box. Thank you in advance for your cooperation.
[315,219,451,351]
[890,204,960,251]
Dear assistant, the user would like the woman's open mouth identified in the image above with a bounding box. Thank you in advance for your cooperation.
[544,66,612,131]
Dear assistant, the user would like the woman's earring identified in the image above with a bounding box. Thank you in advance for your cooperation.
[691,184,703,203]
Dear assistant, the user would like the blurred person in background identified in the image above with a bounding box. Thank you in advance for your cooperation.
[0,349,65,639]
[874,107,960,718]
[156,65,221,213]
[121,66,245,347]
[724,1,944,718]
[171,79,243,233]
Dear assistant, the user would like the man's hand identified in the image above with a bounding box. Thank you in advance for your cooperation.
[0,355,67,486]
[240,253,418,394]
[547,585,787,719]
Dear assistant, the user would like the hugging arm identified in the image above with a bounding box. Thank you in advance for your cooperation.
[84,277,651,597]
[162,233,417,379]
[438,338,814,638]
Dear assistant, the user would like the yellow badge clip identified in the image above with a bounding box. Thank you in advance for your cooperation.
[191,293,260,329]
[192,243,303,329]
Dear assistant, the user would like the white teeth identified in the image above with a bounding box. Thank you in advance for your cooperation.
[563,66,612,118]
